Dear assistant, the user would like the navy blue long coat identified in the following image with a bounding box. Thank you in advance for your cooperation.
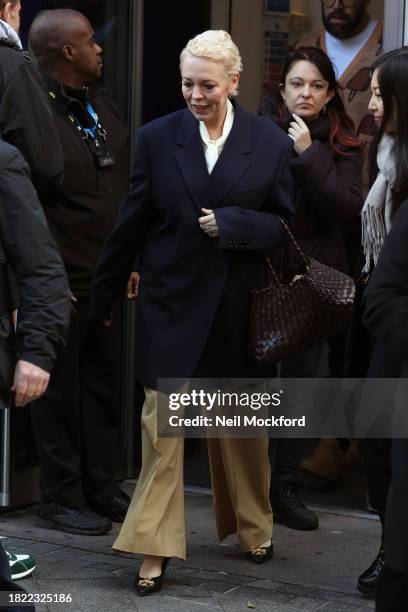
[90,102,294,389]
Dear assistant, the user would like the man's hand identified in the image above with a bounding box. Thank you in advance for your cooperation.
[69,291,78,315]
[103,271,140,328]
[127,271,140,299]
[11,360,50,407]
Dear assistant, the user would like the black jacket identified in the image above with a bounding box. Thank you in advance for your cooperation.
[35,71,130,297]
[0,140,70,399]
[363,200,408,573]
[364,199,408,374]
[275,116,363,275]
[91,103,294,388]
[0,39,64,190]
[0,36,31,97]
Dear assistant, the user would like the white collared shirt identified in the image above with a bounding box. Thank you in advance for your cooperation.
[199,99,235,174]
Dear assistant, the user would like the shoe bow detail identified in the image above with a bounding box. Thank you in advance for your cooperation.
[137,577,155,588]
[251,546,267,557]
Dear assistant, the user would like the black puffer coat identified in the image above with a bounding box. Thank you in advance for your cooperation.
[0,36,64,191]
[0,140,69,403]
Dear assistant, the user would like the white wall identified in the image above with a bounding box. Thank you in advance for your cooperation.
[404,0,408,44]
[231,0,264,112]
[211,0,264,112]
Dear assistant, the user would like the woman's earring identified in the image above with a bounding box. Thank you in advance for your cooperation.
[323,104,327,114]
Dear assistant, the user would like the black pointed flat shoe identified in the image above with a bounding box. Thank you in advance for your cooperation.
[249,543,274,564]
[134,557,170,596]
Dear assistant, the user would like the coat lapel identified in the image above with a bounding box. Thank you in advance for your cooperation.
[174,110,216,213]
[174,103,252,211]
[210,102,252,206]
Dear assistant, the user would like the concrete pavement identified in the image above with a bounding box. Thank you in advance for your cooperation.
[0,483,380,612]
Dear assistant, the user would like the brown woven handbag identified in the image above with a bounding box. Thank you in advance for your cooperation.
[249,219,356,364]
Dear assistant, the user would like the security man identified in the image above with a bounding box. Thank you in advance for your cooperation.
[28,9,132,535]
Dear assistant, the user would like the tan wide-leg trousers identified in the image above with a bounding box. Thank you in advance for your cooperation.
[113,388,272,560]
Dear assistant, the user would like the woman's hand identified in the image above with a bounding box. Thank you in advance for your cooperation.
[199,208,219,238]
[288,113,312,155]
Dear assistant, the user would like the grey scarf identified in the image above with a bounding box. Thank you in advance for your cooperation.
[361,133,397,273]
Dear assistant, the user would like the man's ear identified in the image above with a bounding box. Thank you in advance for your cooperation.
[0,2,12,25]
[62,44,75,63]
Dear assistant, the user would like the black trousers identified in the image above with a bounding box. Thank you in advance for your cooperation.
[376,565,408,612]
[361,438,391,518]
[273,341,325,478]
[0,544,35,611]
[30,299,122,508]
[360,344,394,519]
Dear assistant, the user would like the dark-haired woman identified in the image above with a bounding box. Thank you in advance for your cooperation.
[260,47,363,531]
[363,204,408,612]
[350,48,408,600]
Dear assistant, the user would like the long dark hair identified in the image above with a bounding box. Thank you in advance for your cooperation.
[278,47,361,155]
[369,48,408,213]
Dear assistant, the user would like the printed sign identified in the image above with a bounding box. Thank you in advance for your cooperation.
[265,0,290,13]
[264,30,289,84]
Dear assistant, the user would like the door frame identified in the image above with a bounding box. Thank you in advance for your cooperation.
[384,0,405,50]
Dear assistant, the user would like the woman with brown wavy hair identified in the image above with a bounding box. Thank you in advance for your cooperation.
[260,46,363,532]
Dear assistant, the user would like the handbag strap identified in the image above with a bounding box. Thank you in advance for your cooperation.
[277,217,308,266]
[263,217,309,288]
[265,256,280,287]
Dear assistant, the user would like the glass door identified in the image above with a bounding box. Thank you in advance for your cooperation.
[383,0,405,50]
[21,0,138,124]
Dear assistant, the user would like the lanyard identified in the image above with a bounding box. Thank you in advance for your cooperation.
[68,102,107,145]
[75,102,99,140]
[47,89,115,168]
[49,90,107,145]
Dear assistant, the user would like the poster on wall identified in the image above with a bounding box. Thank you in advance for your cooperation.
[264,29,289,86]
[263,0,290,90]
[264,0,290,13]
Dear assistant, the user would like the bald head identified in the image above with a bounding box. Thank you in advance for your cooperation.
[30,10,87,65]
[29,9,103,86]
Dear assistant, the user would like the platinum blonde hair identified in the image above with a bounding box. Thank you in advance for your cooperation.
[180,30,242,96]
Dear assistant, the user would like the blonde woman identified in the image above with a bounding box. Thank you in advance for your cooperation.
[91,30,294,596]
